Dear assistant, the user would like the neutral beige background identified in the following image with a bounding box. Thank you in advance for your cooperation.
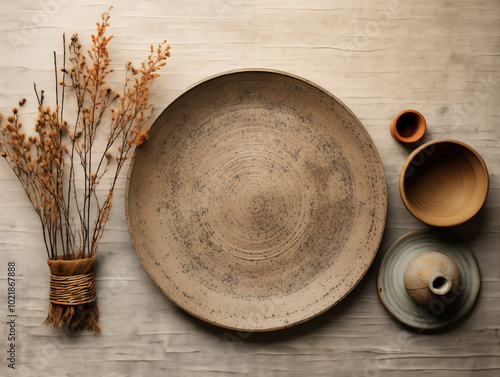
[0,0,499,376]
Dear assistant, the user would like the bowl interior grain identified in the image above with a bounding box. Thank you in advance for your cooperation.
[400,140,488,227]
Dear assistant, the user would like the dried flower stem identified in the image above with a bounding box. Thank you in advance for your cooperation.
[0,8,170,260]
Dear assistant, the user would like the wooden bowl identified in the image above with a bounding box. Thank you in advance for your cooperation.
[400,139,489,227]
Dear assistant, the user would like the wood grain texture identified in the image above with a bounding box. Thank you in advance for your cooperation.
[0,0,499,376]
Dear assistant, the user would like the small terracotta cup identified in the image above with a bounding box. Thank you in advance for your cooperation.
[390,109,426,143]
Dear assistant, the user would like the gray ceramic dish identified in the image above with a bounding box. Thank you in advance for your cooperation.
[377,229,480,330]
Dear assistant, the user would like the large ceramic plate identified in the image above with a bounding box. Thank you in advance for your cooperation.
[125,70,387,331]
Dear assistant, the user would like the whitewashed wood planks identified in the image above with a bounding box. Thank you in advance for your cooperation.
[0,0,499,376]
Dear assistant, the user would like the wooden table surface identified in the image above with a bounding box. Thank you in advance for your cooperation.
[1,1,499,376]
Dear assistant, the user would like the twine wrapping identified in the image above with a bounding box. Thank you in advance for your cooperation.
[49,273,97,305]
[44,254,100,333]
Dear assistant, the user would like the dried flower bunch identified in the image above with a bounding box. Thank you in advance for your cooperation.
[0,8,170,332]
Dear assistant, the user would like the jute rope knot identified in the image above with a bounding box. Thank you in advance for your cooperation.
[49,272,97,305]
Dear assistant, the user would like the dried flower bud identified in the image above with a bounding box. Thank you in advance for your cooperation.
[19,98,26,106]
[12,108,18,114]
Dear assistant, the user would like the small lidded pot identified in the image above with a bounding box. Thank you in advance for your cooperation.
[390,109,426,143]
[403,251,461,308]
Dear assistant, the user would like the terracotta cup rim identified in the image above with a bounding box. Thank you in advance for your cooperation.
[390,109,426,143]
[399,139,489,227]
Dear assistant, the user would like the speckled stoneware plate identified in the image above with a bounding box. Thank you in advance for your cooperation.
[126,70,387,331]
[378,229,480,330]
